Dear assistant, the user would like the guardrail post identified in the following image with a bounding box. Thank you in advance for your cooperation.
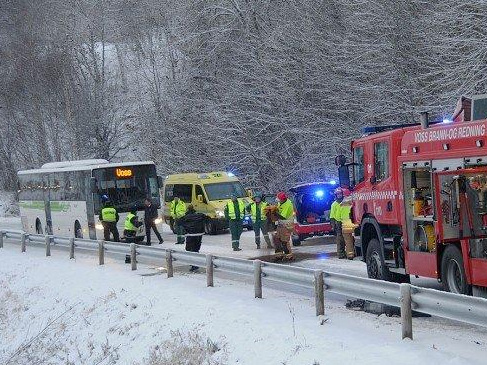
[166,250,173,278]
[254,260,262,298]
[314,270,325,316]
[98,240,105,265]
[0,230,4,248]
[130,243,137,271]
[206,254,213,287]
[45,235,51,256]
[21,233,26,253]
[400,283,413,340]
[69,238,75,259]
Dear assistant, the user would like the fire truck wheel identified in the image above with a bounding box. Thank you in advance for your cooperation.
[365,238,390,281]
[441,245,472,295]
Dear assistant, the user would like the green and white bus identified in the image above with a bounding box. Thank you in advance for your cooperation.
[18,159,162,240]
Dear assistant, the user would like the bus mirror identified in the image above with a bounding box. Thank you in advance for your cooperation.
[197,194,203,203]
[157,175,164,189]
[338,165,350,188]
[90,177,97,193]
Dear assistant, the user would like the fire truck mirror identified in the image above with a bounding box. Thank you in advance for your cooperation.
[338,165,351,189]
[335,155,347,166]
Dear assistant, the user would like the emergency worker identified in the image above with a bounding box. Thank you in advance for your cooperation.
[329,188,343,232]
[225,195,245,251]
[170,196,187,244]
[333,188,348,259]
[124,206,143,242]
[144,198,163,245]
[246,192,272,249]
[339,195,356,260]
[179,205,207,271]
[100,196,120,242]
[274,191,295,259]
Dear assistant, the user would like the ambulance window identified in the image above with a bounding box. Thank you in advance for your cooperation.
[353,147,365,183]
[374,142,389,181]
[172,184,192,203]
[195,185,207,204]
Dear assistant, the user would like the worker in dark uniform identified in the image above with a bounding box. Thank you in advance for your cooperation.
[100,196,120,242]
[179,205,207,271]
[144,198,163,246]
[123,206,143,243]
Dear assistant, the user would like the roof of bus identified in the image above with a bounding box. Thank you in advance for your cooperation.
[17,161,155,175]
[164,171,240,183]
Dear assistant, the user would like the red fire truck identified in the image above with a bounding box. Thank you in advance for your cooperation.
[337,95,487,297]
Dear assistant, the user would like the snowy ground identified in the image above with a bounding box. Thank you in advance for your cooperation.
[1,240,487,364]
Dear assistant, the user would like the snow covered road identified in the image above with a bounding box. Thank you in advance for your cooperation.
[1,243,486,364]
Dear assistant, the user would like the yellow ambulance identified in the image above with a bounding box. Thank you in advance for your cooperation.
[162,172,251,234]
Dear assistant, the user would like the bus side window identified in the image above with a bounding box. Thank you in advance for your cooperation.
[374,141,390,182]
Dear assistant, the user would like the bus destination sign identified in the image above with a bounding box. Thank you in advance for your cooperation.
[115,168,133,178]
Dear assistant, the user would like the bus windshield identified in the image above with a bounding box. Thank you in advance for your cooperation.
[93,165,159,213]
[204,182,246,201]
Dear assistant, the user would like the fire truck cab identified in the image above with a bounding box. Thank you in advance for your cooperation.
[338,95,487,296]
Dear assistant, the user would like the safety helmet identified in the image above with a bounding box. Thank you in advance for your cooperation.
[101,194,109,202]
[277,191,287,201]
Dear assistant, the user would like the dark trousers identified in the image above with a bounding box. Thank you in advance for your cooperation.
[229,219,243,249]
[185,235,202,253]
[103,222,120,242]
[145,221,163,244]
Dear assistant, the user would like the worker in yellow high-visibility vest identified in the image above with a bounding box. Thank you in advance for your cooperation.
[246,192,272,249]
[99,195,120,242]
[225,195,245,251]
[274,191,295,260]
[331,188,345,258]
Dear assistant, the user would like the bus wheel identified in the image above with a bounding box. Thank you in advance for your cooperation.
[74,221,83,239]
[441,245,471,295]
[35,219,43,235]
[366,238,390,281]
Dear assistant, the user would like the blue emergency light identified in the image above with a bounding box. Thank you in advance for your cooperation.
[315,190,324,198]
[329,180,337,185]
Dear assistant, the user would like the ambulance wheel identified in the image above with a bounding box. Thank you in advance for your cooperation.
[441,245,472,295]
[292,234,301,246]
[74,221,83,238]
[366,238,390,281]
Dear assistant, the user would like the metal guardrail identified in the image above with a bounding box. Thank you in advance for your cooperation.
[1,229,487,340]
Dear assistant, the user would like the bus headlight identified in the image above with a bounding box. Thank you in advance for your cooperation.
[154,218,163,224]
[95,223,104,230]
[216,210,225,218]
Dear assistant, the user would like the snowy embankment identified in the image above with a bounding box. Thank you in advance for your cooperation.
[0,191,18,218]
[1,245,486,364]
